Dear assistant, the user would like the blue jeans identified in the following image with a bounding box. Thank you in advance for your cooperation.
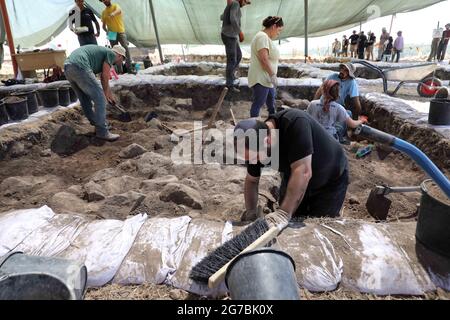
[250,84,276,117]
[221,33,242,87]
[64,63,108,136]
[78,33,97,46]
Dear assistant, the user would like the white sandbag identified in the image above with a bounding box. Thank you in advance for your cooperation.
[60,213,147,287]
[15,214,90,257]
[0,206,55,256]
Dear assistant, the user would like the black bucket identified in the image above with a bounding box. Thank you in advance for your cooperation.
[0,101,9,126]
[38,88,59,108]
[58,87,71,107]
[225,248,300,300]
[429,99,450,126]
[416,180,450,258]
[0,252,87,300]
[12,90,39,114]
[4,96,29,121]
[65,85,77,103]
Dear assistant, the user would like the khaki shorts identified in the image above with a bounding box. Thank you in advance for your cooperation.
[350,44,358,53]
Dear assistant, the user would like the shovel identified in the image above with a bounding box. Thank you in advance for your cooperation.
[109,102,132,122]
[366,185,421,220]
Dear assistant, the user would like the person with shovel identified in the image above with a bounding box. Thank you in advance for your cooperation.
[64,45,126,142]
[234,109,349,227]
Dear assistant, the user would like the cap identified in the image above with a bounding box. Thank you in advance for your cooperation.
[234,118,258,135]
[112,45,126,58]
[339,63,356,79]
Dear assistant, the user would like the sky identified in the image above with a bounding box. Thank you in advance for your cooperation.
[47,0,450,58]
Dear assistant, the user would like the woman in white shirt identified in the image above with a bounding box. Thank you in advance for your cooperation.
[248,16,284,117]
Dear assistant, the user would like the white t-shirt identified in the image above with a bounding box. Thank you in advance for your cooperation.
[248,31,280,88]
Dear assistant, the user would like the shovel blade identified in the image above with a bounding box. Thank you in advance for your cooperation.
[366,189,392,221]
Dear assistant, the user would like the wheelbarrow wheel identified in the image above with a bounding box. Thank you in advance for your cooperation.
[417,77,442,98]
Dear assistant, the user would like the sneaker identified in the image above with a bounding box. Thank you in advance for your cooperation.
[96,132,120,142]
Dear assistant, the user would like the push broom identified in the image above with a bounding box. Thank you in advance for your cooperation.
[189,219,280,289]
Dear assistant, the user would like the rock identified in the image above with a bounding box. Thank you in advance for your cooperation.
[140,176,179,193]
[49,192,97,215]
[101,176,142,196]
[0,176,64,198]
[119,143,148,159]
[67,185,84,198]
[171,164,195,179]
[84,181,106,202]
[160,183,204,209]
[349,197,360,205]
[180,178,201,191]
[99,191,146,220]
[147,118,163,130]
[155,105,178,115]
[117,160,137,173]
[153,135,173,151]
[50,125,90,156]
[136,152,173,178]
[40,149,52,157]
[10,142,29,158]
[91,168,118,182]
[169,289,189,300]
[159,97,176,107]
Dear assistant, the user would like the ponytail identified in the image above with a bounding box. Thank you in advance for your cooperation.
[262,16,284,29]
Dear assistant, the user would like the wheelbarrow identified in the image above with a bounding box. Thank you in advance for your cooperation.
[353,60,443,98]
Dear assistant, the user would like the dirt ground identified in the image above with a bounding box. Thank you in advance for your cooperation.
[0,98,445,300]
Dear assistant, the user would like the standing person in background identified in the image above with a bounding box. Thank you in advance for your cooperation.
[342,35,349,57]
[349,30,359,58]
[365,32,376,60]
[69,0,100,46]
[357,31,367,59]
[437,24,450,62]
[392,31,404,63]
[332,38,341,57]
[221,0,252,93]
[382,37,394,62]
[377,28,390,61]
[248,16,284,118]
[428,26,444,62]
[99,0,133,74]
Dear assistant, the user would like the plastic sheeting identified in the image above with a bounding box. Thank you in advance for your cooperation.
[0,206,448,297]
[0,0,445,47]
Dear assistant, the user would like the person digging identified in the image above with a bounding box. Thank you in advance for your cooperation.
[234,109,349,230]
[64,44,126,142]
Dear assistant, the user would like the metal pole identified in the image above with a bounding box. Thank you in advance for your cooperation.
[0,0,18,77]
[304,0,308,63]
[389,14,395,35]
[149,0,164,64]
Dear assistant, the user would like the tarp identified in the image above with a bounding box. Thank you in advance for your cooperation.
[0,0,446,48]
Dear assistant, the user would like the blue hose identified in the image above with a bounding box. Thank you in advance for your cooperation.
[393,138,450,198]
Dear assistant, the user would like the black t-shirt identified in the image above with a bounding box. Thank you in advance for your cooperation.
[358,35,367,49]
[247,109,348,192]
[349,34,359,45]
[69,7,97,35]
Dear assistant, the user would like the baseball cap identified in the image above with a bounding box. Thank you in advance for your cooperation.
[112,45,126,59]
[339,63,356,79]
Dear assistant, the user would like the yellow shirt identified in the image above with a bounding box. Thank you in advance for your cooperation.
[101,3,125,33]
[248,31,280,88]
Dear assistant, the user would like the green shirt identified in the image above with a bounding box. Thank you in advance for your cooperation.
[66,45,116,74]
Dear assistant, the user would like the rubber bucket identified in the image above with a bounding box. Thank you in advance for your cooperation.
[429,99,450,126]
[416,180,450,258]
[225,248,300,300]
[0,101,9,126]
[65,85,77,103]
[0,252,87,300]
[12,90,39,114]
[38,88,59,108]
[143,57,153,69]
[58,87,71,107]
[4,96,29,121]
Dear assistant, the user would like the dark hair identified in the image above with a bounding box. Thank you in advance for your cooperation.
[262,16,284,29]
[234,121,270,152]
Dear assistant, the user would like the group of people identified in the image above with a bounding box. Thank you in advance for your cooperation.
[222,1,368,227]
[333,28,404,63]
[427,23,450,62]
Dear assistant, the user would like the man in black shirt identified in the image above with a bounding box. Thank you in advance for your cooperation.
[234,109,349,229]
[69,0,100,46]
[349,30,359,58]
[357,31,367,60]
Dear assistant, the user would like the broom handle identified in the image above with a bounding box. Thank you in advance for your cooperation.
[208,226,280,289]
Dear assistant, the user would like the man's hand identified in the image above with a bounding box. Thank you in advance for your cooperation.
[359,115,368,124]
[239,32,245,43]
[106,92,116,105]
[264,209,291,231]
[270,74,278,88]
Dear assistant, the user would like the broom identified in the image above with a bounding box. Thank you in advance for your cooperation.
[189,219,280,289]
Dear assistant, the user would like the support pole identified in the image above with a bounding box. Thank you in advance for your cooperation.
[0,0,17,77]
[304,0,308,63]
[149,0,164,64]
[389,14,396,35]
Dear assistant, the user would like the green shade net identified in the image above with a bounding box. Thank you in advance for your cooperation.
[0,0,445,48]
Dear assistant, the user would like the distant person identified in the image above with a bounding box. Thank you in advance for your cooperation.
[377,28,390,61]
[99,0,133,74]
[392,31,404,63]
[68,0,100,46]
[64,45,126,142]
[357,31,367,59]
[365,32,376,60]
[437,23,450,62]
[248,16,284,117]
[349,30,359,58]
[382,37,394,62]
[428,26,444,62]
[332,38,341,57]
[220,0,251,93]
[342,35,349,57]
[307,80,367,142]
